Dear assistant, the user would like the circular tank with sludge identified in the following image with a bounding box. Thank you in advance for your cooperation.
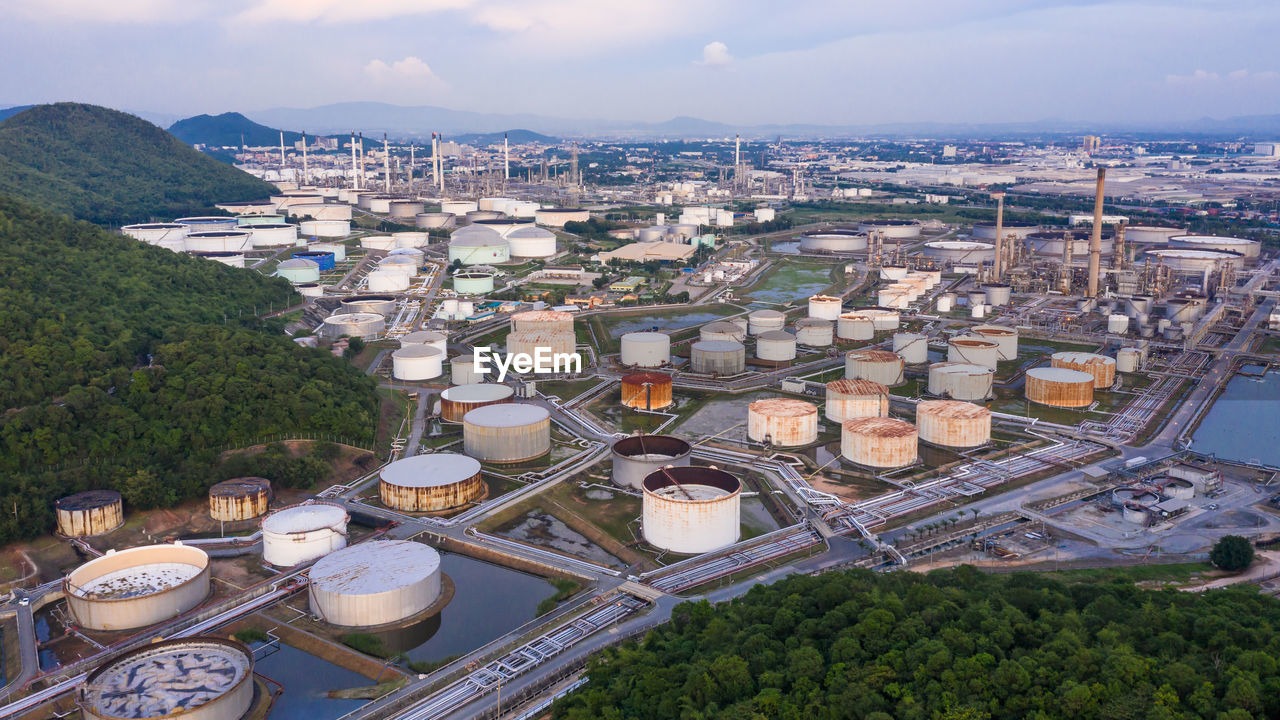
[78,638,253,720]
[65,543,211,631]
[611,435,692,490]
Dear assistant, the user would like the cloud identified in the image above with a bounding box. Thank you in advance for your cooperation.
[234,0,471,24]
[363,57,448,90]
[698,41,733,67]
[1167,68,1280,85]
[11,0,210,23]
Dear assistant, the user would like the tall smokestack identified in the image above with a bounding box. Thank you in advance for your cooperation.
[991,191,1005,280]
[504,133,510,181]
[351,131,358,190]
[437,135,445,193]
[409,144,414,192]
[279,131,285,170]
[301,131,308,185]
[1114,222,1126,271]
[383,134,391,191]
[1086,167,1106,298]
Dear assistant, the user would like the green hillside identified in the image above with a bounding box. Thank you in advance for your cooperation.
[0,197,378,542]
[169,111,311,148]
[0,103,275,225]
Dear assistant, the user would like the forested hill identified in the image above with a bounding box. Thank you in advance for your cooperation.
[169,111,309,148]
[556,567,1280,720]
[0,197,378,542]
[0,103,275,225]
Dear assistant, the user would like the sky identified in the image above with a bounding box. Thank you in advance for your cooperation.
[4,0,1280,127]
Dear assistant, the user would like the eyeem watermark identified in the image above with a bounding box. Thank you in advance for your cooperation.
[474,346,582,382]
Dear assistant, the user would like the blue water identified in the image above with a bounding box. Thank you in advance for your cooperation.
[743,264,834,304]
[607,311,732,338]
[1192,369,1280,465]
[254,643,369,720]
[769,241,801,254]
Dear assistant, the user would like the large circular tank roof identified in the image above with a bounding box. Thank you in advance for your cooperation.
[380,453,482,488]
[80,638,251,719]
[441,384,515,402]
[309,541,441,595]
[464,403,549,426]
[261,503,347,534]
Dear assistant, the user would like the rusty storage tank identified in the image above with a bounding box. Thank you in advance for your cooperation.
[56,490,124,537]
[440,383,515,422]
[641,466,741,554]
[505,329,577,360]
[971,325,1019,361]
[747,398,818,447]
[825,379,890,423]
[845,349,905,386]
[947,336,1000,369]
[1026,367,1094,408]
[611,435,692,489]
[1116,347,1142,373]
[65,543,211,631]
[78,637,253,720]
[308,540,442,627]
[700,321,745,343]
[837,312,875,341]
[794,318,834,346]
[690,339,746,374]
[261,502,349,567]
[916,400,991,448]
[756,330,797,362]
[620,331,671,367]
[892,332,929,364]
[748,309,786,335]
[621,372,674,410]
[511,309,574,333]
[463,403,551,463]
[379,453,484,512]
[841,417,918,469]
[928,362,994,401]
[208,478,271,522]
[807,295,843,320]
[854,307,900,331]
[1051,352,1116,389]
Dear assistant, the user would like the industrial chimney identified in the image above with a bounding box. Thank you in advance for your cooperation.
[991,191,1005,280]
[1086,168,1106,298]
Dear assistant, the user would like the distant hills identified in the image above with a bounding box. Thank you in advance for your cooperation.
[453,129,558,146]
[168,111,316,148]
[0,103,275,225]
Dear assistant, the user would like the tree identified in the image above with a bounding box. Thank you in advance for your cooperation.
[344,336,366,360]
[1210,535,1255,571]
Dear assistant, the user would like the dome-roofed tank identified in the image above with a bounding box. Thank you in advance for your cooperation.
[308,540,443,627]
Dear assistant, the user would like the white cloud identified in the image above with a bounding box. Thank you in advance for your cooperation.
[234,0,471,24]
[11,0,210,23]
[363,57,448,90]
[1167,68,1280,85]
[698,41,733,67]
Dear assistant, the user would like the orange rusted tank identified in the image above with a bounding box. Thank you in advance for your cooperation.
[841,417,918,468]
[1025,367,1094,407]
[845,349,905,386]
[621,372,674,410]
[209,478,272,521]
[1050,351,1116,389]
[915,400,991,448]
[747,398,819,447]
[379,453,486,512]
[824,379,889,423]
[510,309,574,333]
[440,383,516,422]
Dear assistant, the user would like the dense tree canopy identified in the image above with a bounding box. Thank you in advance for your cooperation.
[0,197,378,542]
[1211,536,1255,572]
[0,103,274,225]
[555,567,1280,720]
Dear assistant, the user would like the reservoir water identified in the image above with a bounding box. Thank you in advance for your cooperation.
[1192,366,1280,465]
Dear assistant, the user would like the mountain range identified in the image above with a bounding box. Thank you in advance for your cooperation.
[168,112,323,148]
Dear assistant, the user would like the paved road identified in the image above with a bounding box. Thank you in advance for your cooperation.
[0,602,38,699]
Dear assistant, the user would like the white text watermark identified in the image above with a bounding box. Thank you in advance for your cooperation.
[473,346,582,382]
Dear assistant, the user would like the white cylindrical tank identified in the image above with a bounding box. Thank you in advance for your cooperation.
[308,541,442,627]
[947,336,999,369]
[1116,347,1142,373]
[261,503,348,567]
[620,332,671,367]
[299,219,351,237]
[361,235,397,251]
[175,216,237,232]
[535,207,590,227]
[1108,314,1130,334]
[248,223,299,247]
[1168,234,1261,259]
[756,330,797,362]
[441,200,479,216]
[78,638,253,720]
[342,295,397,316]
[417,212,455,229]
[841,417,917,468]
[690,340,746,374]
[845,349,904,386]
[611,435,692,490]
[748,309,785,335]
[505,226,558,258]
[825,379,889,423]
[463,404,551,463]
[380,254,421,277]
[451,354,484,384]
[808,295,842,320]
[641,467,741,554]
[982,283,1012,307]
[321,312,385,340]
[121,222,187,246]
[400,330,448,355]
[837,312,875,341]
[928,362,994,400]
[392,345,444,380]
[393,231,429,248]
[937,294,955,313]
[892,332,928,364]
[794,318,833,347]
[184,230,253,252]
[916,400,991,448]
[857,308,900,331]
[64,544,210,631]
[970,325,1018,361]
[277,258,321,283]
[747,398,818,447]
[367,269,411,292]
[310,242,347,262]
[700,322,745,343]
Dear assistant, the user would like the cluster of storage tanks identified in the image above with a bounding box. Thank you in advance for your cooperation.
[1022,351,1118,408]
[447,221,558,265]
[840,399,992,469]
[121,215,308,265]
[877,270,942,309]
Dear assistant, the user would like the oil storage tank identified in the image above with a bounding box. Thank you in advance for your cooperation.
[322,312,385,340]
[845,349,904,386]
[971,325,1018,360]
[440,383,515,422]
[1168,234,1260,259]
[1116,347,1142,373]
[416,212,455,229]
[208,478,270,522]
[756,330,797,361]
[642,467,741,554]
[65,543,210,631]
[449,226,510,265]
[342,294,397,316]
[121,222,187,246]
[808,295,843,320]
[56,490,123,537]
[825,379,889,423]
[798,229,867,252]
[748,309,785,335]
[892,332,929,364]
[700,321,745,343]
[400,330,448,354]
[301,219,351,237]
[379,453,484,512]
[982,283,1012,307]
[308,541,442,627]
[505,226,558,258]
[366,269,411,292]
[248,223,298,247]
[621,372,674,410]
[392,345,444,380]
[859,219,921,240]
[837,312,875,341]
[277,257,321,283]
[842,418,917,469]
[463,404,550,463]
[972,221,1038,241]
[511,310,574,333]
[794,318,834,347]
[747,398,818,447]
[916,400,990,448]
[1026,367,1094,408]
[928,362,994,400]
[1051,352,1116,389]
[454,271,495,295]
[620,332,671,367]
[611,435,692,490]
[175,216,237,232]
[451,355,484,385]
[690,340,746,374]
[947,336,999,369]
[185,230,253,252]
[924,241,994,264]
[1124,225,1185,244]
[261,502,348,567]
[78,638,253,720]
[1144,247,1245,272]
